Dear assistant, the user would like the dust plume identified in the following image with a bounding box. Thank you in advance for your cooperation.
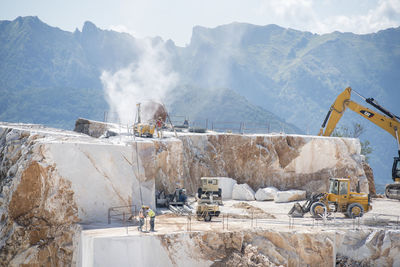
[101,38,179,125]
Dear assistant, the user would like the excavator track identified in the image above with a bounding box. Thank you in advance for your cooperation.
[385,183,400,200]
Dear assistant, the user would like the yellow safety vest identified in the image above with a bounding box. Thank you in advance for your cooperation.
[147,209,155,218]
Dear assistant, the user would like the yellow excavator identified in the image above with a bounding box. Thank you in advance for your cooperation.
[318,87,400,199]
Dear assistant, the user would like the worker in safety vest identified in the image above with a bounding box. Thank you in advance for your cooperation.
[147,208,156,232]
[138,205,147,232]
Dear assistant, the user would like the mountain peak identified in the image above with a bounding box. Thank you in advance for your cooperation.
[13,16,43,28]
[82,21,98,33]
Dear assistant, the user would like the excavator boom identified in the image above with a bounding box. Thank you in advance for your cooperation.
[319,87,400,199]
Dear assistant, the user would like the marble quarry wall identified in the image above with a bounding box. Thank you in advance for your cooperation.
[176,134,369,195]
[81,228,400,267]
[0,121,372,266]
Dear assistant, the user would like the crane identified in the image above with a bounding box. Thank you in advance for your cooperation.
[318,87,400,199]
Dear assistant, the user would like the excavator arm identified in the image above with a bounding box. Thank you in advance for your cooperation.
[318,87,400,153]
[318,87,400,199]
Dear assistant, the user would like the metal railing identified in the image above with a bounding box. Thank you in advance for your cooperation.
[171,115,280,134]
[108,205,137,224]
[102,112,290,135]
[175,211,400,233]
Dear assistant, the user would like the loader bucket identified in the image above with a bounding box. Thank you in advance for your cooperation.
[288,202,305,218]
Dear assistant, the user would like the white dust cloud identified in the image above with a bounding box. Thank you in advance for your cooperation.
[101,39,179,125]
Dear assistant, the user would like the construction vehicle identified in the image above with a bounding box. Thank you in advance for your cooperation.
[195,177,222,221]
[318,87,400,199]
[197,177,223,205]
[134,103,156,138]
[156,188,188,207]
[156,188,192,215]
[196,203,220,221]
[289,178,372,218]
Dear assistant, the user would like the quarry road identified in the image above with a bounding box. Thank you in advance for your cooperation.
[83,198,400,237]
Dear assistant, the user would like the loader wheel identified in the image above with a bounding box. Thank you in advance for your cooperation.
[218,188,222,197]
[347,203,364,218]
[310,202,326,218]
[204,214,212,222]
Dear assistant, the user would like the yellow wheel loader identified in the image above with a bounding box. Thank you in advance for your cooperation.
[289,178,372,218]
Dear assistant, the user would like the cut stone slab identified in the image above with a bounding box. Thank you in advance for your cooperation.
[74,118,108,138]
[255,187,278,201]
[232,183,255,201]
[217,177,237,200]
[275,190,306,203]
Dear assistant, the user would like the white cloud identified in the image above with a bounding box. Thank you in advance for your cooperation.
[316,0,400,33]
[255,0,400,34]
[256,0,316,28]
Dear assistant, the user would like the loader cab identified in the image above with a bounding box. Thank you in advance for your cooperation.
[328,178,351,212]
[393,157,400,181]
[329,178,349,196]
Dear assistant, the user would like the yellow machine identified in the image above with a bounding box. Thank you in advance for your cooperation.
[312,178,371,217]
[318,87,400,199]
[289,178,372,218]
[197,177,222,205]
[196,203,220,222]
[134,123,155,138]
[133,103,155,138]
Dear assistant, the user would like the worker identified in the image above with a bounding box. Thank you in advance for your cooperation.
[179,189,187,203]
[156,117,163,138]
[138,205,146,232]
[147,207,156,232]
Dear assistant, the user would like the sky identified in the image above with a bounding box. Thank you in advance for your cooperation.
[1,0,400,46]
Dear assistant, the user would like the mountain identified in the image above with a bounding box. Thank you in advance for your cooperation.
[1,16,399,186]
[0,16,298,133]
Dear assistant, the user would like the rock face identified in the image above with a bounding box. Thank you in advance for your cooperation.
[275,190,307,203]
[362,161,376,197]
[232,183,256,201]
[83,230,335,266]
[0,127,81,266]
[82,228,400,267]
[255,187,278,201]
[0,123,156,266]
[337,230,400,266]
[179,134,369,196]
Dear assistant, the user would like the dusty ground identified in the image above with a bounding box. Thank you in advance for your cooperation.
[82,197,400,238]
